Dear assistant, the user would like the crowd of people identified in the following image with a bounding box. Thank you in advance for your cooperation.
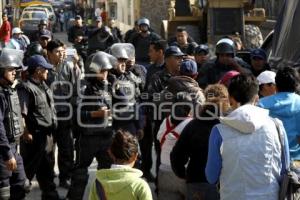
[0,11,299,200]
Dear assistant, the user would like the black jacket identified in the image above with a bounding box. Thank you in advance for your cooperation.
[170,112,219,183]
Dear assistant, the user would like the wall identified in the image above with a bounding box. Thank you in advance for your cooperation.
[106,0,135,32]
[140,0,170,33]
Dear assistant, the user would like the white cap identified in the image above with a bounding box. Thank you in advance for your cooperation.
[12,27,23,34]
[257,70,276,85]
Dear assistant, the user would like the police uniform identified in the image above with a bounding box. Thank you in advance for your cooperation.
[0,82,26,200]
[146,46,185,176]
[18,55,61,200]
[109,43,143,135]
[87,26,115,54]
[0,48,26,200]
[109,70,143,135]
[67,51,115,200]
[139,62,165,181]
[129,18,161,66]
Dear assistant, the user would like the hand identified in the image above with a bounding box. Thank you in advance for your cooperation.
[22,132,33,143]
[92,108,111,118]
[5,157,17,171]
[136,129,144,140]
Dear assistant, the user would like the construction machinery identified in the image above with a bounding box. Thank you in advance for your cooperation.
[161,0,266,49]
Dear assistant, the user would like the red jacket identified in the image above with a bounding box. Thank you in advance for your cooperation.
[0,21,11,43]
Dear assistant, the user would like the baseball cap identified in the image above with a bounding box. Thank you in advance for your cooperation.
[180,59,198,76]
[39,29,51,39]
[75,15,82,20]
[165,46,185,58]
[219,70,240,87]
[251,48,267,60]
[12,27,23,34]
[257,70,276,85]
[194,44,209,54]
[27,55,53,69]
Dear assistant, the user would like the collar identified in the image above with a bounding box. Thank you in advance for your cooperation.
[110,164,131,169]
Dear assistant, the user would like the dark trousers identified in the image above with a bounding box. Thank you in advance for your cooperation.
[55,119,74,181]
[0,144,26,200]
[20,131,60,200]
[139,119,153,174]
[67,132,113,200]
[60,22,64,32]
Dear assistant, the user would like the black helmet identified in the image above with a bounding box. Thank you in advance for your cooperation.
[39,19,48,26]
[215,39,235,55]
[26,42,43,57]
[194,44,209,54]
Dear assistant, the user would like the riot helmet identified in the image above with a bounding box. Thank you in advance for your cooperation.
[124,43,135,60]
[39,19,48,30]
[215,38,235,56]
[0,48,24,70]
[89,51,117,73]
[26,42,44,57]
[0,49,24,81]
[110,43,132,60]
[39,19,48,26]
[138,17,150,27]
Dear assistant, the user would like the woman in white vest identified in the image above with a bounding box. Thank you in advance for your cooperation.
[206,74,289,200]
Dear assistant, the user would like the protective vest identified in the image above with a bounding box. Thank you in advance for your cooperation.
[80,82,113,136]
[21,80,57,132]
[0,86,24,142]
[112,72,140,120]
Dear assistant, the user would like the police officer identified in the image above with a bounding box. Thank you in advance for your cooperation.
[18,55,62,200]
[147,45,184,176]
[67,52,115,200]
[198,38,251,88]
[124,43,147,91]
[87,25,115,54]
[0,49,26,200]
[109,43,143,136]
[129,17,161,66]
[31,19,53,42]
[68,15,86,44]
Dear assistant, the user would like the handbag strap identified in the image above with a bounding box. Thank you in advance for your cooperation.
[271,118,290,171]
[95,179,107,200]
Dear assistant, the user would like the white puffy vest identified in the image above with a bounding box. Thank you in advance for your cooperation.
[217,116,282,200]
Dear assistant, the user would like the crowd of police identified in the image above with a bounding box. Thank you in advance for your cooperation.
[0,12,280,200]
